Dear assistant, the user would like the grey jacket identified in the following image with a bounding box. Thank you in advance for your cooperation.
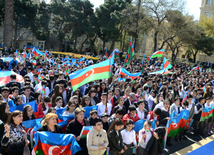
[188,103,195,119]
[87,127,109,155]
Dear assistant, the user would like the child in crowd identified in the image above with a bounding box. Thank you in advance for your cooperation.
[101,113,109,131]
[122,105,139,125]
[136,100,148,120]
[62,100,76,116]
[108,118,124,155]
[121,119,137,155]
[55,96,63,110]
[88,109,98,125]
[137,120,154,155]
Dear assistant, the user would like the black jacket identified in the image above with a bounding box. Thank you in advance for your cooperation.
[66,119,90,155]
[193,103,203,121]
[108,129,123,152]
[37,125,63,133]
[159,109,169,126]
[5,81,21,89]
[113,105,126,114]
[124,98,134,113]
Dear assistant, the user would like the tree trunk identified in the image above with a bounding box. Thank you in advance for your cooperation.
[4,0,14,48]
[46,30,50,50]
[13,19,18,48]
[122,29,127,51]
[153,31,159,52]
[192,50,197,63]
[79,35,88,53]
[110,40,115,53]
[73,35,77,53]
[102,41,105,56]
[59,39,62,52]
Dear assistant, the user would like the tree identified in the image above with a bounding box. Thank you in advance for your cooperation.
[31,1,52,49]
[199,16,214,37]
[51,0,72,51]
[145,0,186,53]
[13,0,38,48]
[95,0,131,54]
[155,10,203,64]
[4,0,14,47]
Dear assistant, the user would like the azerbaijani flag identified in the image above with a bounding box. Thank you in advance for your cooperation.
[142,91,147,96]
[141,54,145,71]
[33,48,44,59]
[35,77,40,85]
[25,45,32,50]
[65,67,69,77]
[130,44,135,62]
[23,118,43,139]
[185,119,194,130]
[115,49,120,58]
[42,86,46,96]
[32,132,81,155]
[203,86,206,92]
[147,49,165,61]
[108,51,115,65]
[83,105,98,118]
[200,107,214,122]
[133,119,146,142]
[15,50,20,57]
[188,66,199,74]
[105,49,108,59]
[162,57,173,70]
[44,50,48,62]
[167,110,189,137]
[31,60,37,66]
[10,100,38,117]
[125,37,132,65]
[0,71,24,86]
[120,67,141,81]
[23,51,27,62]
[69,58,112,92]
[78,57,85,65]
[79,126,93,139]
[181,89,190,104]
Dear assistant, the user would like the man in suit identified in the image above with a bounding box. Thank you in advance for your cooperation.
[22,86,35,104]
[124,92,137,113]
[6,74,21,89]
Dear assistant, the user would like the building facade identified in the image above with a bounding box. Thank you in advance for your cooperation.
[200,0,214,18]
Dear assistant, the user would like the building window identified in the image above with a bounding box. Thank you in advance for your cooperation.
[182,55,185,58]
[38,41,44,51]
[205,12,209,18]
[207,0,211,4]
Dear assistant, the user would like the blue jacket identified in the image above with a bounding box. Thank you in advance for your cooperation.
[9,60,18,70]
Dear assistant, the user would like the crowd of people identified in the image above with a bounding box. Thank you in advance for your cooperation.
[0,46,213,155]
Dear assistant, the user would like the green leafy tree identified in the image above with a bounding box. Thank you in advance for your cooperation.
[13,0,38,48]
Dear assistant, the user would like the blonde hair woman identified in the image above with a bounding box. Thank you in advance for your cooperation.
[37,113,63,133]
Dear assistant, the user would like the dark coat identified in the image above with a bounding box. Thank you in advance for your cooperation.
[66,119,90,155]
[37,125,63,133]
[159,110,169,126]
[108,129,123,153]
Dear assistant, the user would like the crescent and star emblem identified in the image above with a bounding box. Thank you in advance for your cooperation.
[86,69,94,77]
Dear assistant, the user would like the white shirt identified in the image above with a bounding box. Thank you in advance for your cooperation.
[148,95,154,111]
[138,128,152,148]
[62,110,74,116]
[97,102,112,117]
[154,102,163,110]
[27,72,34,82]
[55,106,63,110]
[205,102,212,108]
[43,105,49,115]
[121,129,137,145]
[62,90,67,105]
[136,108,145,119]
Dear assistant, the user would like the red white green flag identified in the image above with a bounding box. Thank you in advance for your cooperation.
[32,132,81,155]
[147,49,165,61]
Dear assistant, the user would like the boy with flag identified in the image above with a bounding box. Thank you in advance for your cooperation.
[87,118,109,155]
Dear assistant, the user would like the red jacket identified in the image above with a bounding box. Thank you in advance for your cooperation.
[148,111,160,121]
[38,103,52,118]
[122,113,139,125]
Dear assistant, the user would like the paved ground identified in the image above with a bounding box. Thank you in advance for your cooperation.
[164,129,212,155]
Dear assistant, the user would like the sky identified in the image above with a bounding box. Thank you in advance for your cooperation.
[46,0,201,20]
[89,0,201,20]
